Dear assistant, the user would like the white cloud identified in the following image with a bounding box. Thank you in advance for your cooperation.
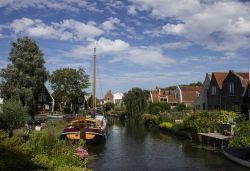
[160,42,192,49]
[0,0,102,13]
[128,5,137,15]
[101,17,120,31]
[97,37,129,52]
[162,23,185,35]
[130,0,250,52]
[10,18,104,41]
[123,47,175,66]
[227,17,250,35]
[63,37,175,66]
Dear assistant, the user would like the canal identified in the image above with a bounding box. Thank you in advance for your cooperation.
[87,120,248,171]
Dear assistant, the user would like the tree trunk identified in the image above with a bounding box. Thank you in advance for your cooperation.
[8,130,13,138]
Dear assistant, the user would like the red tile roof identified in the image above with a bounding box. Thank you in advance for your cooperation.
[179,86,202,103]
[103,90,113,101]
[151,89,177,103]
[237,72,249,80]
[235,72,249,88]
[213,72,228,89]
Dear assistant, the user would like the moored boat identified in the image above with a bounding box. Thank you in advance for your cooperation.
[223,147,250,168]
[60,114,107,143]
[60,42,108,143]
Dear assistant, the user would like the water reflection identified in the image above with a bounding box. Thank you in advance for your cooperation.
[87,120,248,171]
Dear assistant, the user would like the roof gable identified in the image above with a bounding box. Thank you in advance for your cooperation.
[103,90,113,100]
[212,72,228,89]
[179,86,202,102]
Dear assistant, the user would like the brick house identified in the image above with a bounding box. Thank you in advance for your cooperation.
[150,88,177,107]
[207,72,228,110]
[103,90,113,104]
[176,85,202,107]
[221,70,249,110]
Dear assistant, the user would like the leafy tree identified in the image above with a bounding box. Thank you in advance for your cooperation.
[49,68,90,113]
[189,81,203,86]
[0,37,48,116]
[103,102,115,112]
[0,99,29,137]
[123,88,147,120]
[87,95,98,109]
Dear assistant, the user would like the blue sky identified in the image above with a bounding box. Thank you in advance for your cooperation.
[0,0,250,98]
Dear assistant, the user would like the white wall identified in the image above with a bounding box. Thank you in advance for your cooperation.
[113,93,123,104]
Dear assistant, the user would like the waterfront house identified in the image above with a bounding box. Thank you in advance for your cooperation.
[207,72,228,110]
[35,84,54,114]
[193,73,212,110]
[150,88,177,108]
[221,70,249,110]
[175,85,202,107]
[103,90,113,104]
[113,92,124,105]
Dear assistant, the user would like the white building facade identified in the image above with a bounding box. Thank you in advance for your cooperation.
[113,93,123,105]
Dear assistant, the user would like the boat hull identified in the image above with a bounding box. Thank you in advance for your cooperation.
[223,148,250,168]
[61,130,106,143]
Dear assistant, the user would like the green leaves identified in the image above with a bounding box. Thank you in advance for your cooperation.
[0,37,48,116]
[0,99,29,133]
[49,68,90,113]
[229,121,250,147]
[123,88,147,120]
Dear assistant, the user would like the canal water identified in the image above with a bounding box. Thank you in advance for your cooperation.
[87,120,248,171]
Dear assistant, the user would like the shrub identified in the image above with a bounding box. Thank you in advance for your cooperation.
[148,102,170,115]
[159,122,173,128]
[175,103,186,111]
[143,114,161,127]
[229,121,250,147]
[0,99,29,137]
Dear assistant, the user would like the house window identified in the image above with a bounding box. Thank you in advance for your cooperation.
[211,86,216,95]
[159,97,168,102]
[229,82,235,96]
[45,105,50,110]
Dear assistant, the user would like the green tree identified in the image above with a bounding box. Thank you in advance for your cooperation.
[123,88,147,120]
[49,68,90,113]
[0,99,29,137]
[0,37,48,116]
[148,102,170,115]
[229,121,250,147]
[103,102,115,112]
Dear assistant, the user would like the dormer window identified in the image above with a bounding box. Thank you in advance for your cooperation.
[229,82,235,96]
[211,86,216,95]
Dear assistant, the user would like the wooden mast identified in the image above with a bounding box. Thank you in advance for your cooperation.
[92,42,97,112]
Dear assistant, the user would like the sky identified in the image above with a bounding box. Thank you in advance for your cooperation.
[0,0,250,98]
